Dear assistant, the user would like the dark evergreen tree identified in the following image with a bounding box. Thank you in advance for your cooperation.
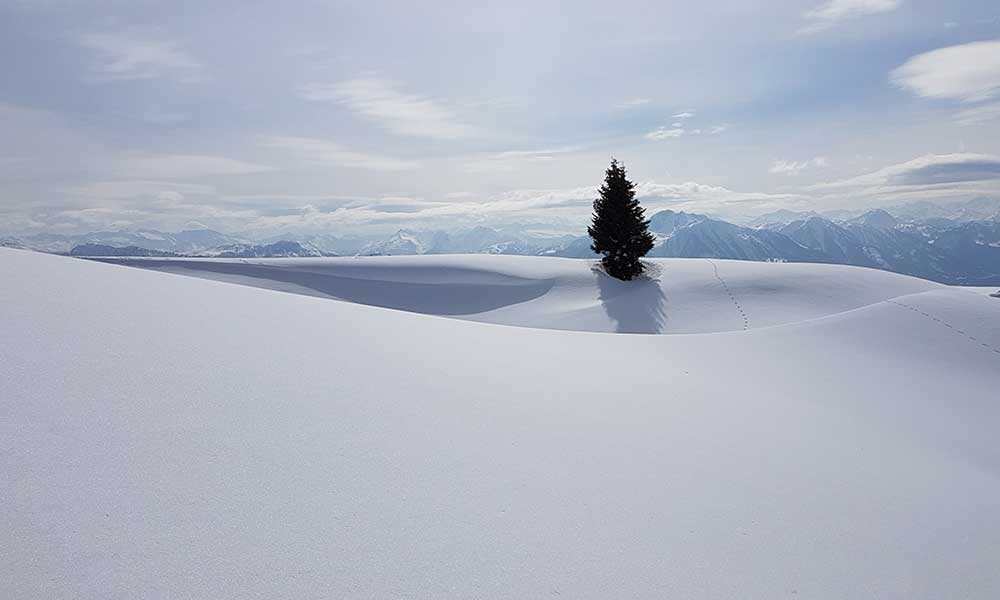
[588,159,655,280]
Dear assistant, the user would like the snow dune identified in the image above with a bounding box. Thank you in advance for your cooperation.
[3,248,1000,599]
[91,254,943,333]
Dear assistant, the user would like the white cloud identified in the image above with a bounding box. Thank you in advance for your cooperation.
[74,180,217,201]
[45,154,999,235]
[808,153,1000,204]
[262,136,421,171]
[954,101,1000,125]
[770,161,803,174]
[115,154,271,178]
[770,157,830,174]
[403,181,800,225]
[0,102,268,187]
[799,0,902,34]
[78,32,205,82]
[206,179,808,236]
[645,126,685,140]
[617,98,651,109]
[635,181,807,214]
[646,118,726,140]
[463,147,579,173]
[892,40,1000,103]
[298,77,473,139]
[492,148,579,160]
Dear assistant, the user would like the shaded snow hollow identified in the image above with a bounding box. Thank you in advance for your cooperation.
[89,254,944,334]
[3,248,1000,599]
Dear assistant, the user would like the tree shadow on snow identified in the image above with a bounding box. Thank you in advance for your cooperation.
[594,262,667,334]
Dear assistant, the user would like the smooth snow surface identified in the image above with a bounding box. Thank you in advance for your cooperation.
[3,248,1000,599]
[90,255,944,333]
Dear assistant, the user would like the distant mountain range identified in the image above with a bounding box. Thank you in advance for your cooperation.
[16,229,246,254]
[67,240,332,259]
[5,197,999,285]
[198,240,332,258]
[69,244,180,257]
[550,205,1000,285]
[359,226,575,257]
[747,197,1000,227]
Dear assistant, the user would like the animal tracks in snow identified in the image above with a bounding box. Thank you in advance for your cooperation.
[886,299,1000,357]
[706,259,750,331]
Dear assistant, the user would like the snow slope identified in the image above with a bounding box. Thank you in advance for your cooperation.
[90,255,943,333]
[3,248,1000,599]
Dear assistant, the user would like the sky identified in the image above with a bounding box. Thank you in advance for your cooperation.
[1,0,1000,236]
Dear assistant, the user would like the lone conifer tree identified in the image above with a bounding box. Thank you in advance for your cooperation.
[588,159,655,280]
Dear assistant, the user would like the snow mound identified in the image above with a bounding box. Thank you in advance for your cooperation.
[3,248,1000,599]
[90,254,943,333]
